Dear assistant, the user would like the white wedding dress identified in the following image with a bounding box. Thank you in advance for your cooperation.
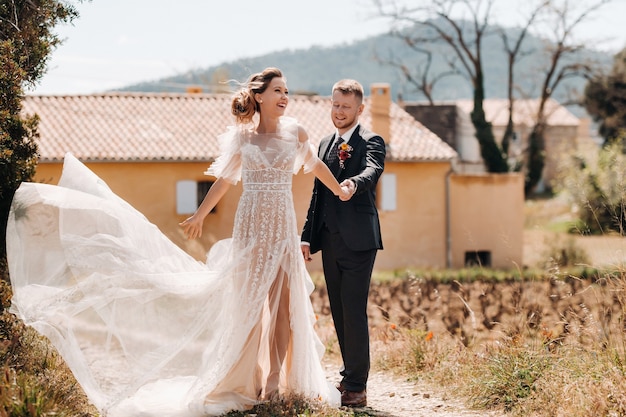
[6,117,340,416]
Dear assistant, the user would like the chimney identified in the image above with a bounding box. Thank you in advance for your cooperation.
[186,86,203,94]
[370,83,391,144]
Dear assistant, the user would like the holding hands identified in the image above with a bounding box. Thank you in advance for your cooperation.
[339,179,356,201]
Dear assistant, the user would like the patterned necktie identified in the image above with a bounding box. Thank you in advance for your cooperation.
[326,135,342,169]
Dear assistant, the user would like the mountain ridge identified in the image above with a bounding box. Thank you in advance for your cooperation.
[116,23,615,116]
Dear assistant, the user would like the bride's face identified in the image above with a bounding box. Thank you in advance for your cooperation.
[257,77,289,117]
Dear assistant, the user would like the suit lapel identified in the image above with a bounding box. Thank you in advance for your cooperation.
[316,134,341,181]
[320,134,334,161]
[322,130,360,178]
[345,128,360,150]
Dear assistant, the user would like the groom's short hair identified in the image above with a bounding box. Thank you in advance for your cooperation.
[332,79,364,104]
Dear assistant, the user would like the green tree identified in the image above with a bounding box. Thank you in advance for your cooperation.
[584,47,626,145]
[0,0,79,258]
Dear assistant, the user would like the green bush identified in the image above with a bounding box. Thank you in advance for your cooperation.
[556,140,626,235]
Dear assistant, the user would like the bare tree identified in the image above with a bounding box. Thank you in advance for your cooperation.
[524,0,611,194]
[373,0,509,173]
[374,39,461,105]
[373,0,613,193]
[497,1,549,160]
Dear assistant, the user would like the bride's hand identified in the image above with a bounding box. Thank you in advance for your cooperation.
[179,215,203,239]
[338,185,352,201]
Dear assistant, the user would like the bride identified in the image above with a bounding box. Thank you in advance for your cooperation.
[6,67,347,416]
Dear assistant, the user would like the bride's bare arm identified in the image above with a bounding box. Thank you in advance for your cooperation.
[310,159,350,200]
[179,177,232,239]
[297,124,350,201]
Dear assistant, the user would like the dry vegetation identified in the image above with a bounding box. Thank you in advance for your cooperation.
[2,197,626,416]
[0,264,97,417]
[334,196,625,417]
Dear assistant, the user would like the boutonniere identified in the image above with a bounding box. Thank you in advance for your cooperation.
[338,142,353,169]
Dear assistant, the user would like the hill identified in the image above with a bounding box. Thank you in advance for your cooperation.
[116,23,614,115]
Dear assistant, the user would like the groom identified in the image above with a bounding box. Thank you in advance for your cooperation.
[301,79,385,408]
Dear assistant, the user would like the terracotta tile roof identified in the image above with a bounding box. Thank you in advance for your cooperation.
[383,103,457,162]
[22,93,457,163]
[455,98,579,127]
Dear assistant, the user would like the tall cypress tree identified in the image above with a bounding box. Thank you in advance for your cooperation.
[0,0,79,259]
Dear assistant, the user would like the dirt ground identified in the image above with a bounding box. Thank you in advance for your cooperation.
[524,228,626,269]
[323,360,502,417]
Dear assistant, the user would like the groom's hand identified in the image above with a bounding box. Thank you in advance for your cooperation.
[339,179,356,201]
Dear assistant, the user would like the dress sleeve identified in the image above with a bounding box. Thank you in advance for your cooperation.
[294,139,318,174]
[204,126,243,184]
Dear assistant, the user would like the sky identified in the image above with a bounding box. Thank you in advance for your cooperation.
[31,0,626,95]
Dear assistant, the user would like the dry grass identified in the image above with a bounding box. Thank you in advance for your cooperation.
[0,274,97,416]
[366,271,626,416]
[360,197,626,417]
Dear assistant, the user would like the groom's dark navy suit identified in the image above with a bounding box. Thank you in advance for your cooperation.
[302,124,385,393]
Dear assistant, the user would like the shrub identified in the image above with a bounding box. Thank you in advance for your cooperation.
[1,269,95,416]
[541,234,590,267]
[556,140,626,235]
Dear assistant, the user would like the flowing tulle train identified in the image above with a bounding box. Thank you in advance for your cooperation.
[7,128,339,416]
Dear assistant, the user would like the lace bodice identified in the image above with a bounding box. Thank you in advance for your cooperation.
[205,116,316,186]
[229,122,312,303]
[207,116,318,252]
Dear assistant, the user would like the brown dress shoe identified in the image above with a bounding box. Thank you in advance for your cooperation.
[336,382,346,393]
[341,389,367,407]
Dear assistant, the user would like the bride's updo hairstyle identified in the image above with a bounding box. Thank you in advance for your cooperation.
[231,67,283,124]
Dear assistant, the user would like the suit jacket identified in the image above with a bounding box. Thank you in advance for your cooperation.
[302,124,386,253]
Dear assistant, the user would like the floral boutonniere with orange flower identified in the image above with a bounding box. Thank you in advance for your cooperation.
[338,142,353,169]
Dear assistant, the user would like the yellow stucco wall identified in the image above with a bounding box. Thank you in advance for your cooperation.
[448,173,524,269]
[376,162,451,270]
[35,161,241,261]
[34,160,522,272]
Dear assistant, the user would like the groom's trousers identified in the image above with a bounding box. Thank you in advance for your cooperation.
[320,226,377,392]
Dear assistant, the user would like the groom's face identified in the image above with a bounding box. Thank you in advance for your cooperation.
[330,91,364,134]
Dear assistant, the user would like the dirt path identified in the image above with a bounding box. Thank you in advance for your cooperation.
[323,360,503,417]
